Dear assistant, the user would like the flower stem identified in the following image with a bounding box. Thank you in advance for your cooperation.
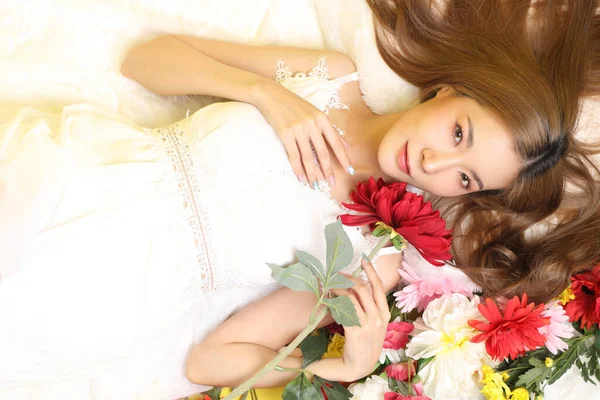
[223,305,329,399]
[222,234,392,399]
[275,366,310,374]
[352,235,390,278]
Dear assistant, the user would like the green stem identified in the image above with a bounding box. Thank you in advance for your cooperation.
[222,234,392,400]
[223,305,328,399]
[502,366,531,373]
[275,366,310,374]
[351,234,390,278]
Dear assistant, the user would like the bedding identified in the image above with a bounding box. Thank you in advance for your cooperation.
[0,0,598,398]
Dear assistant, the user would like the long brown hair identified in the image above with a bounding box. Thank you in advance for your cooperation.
[367,0,600,302]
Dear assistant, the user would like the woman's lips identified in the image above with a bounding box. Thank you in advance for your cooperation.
[398,142,411,177]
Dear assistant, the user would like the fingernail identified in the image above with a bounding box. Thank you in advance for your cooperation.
[312,182,319,190]
[347,166,355,176]
[297,174,308,184]
[361,253,370,261]
[328,175,336,187]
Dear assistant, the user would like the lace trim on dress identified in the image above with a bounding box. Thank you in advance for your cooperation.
[155,121,217,292]
[274,56,351,116]
[275,55,352,163]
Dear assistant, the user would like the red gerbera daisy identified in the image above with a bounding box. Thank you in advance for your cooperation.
[340,177,452,266]
[565,264,600,330]
[468,294,550,360]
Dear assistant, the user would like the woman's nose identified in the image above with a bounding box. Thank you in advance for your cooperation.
[421,148,462,173]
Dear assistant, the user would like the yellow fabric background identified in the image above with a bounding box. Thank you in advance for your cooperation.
[189,387,285,399]
[221,387,284,399]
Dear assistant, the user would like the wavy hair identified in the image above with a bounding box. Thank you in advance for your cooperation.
[367,0,600,302]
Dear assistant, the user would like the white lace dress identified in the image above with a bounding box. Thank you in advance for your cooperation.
[0,59,387,400]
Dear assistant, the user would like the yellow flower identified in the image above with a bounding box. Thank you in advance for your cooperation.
[501,372,511,381]
[557,286,575,306]
[481,366,511,400]
[481,365,496,382]
[481,384,508,400]
[323,333,345,358]
[536,395,544,400]
[545,358,554,368]
[510,387,529,400]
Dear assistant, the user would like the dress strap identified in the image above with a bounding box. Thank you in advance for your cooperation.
[332,72,359,88]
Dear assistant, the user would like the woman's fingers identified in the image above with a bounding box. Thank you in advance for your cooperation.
[308,131,335,186]
[320,120,353,178]
[361,258,390,316]
[281,136,307,183]
[339,273,379,317]
[296,134,321,188]
[278,115,354,190]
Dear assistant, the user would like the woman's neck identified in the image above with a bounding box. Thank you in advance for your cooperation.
[345,111,402,180]
[328,109,403,201]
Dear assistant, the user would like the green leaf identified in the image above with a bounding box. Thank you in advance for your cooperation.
[586,346,600,384]
[282,373,320,400]
[322,296,360,327]
[269,263,320,295]
[297,250,325,283]
[595,332,600,352]
[313,376,353,400]
[324,221,353,278]
[529,358,545,368]
[548,340,584,385]
[515,366,547,389]
[300,329,329,368]
[201,387,222,400]
[325,273,355,290]
[418,356,434,371]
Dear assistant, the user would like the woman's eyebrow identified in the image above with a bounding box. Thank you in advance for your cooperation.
[470,169,484,190]
[466,115,484,189]
[467,115,474,148]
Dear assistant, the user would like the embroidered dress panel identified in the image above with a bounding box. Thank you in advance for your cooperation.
[154,120,217,292]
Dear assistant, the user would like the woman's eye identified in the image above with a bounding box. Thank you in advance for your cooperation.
[459,172,471,189]
[454,124,463,146]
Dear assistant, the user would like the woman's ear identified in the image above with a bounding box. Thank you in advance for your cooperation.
[435,85,454,98]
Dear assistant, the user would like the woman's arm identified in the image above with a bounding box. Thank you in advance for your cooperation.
[185,252,402,388]
[120,35,354,103]
[121,35,355,187]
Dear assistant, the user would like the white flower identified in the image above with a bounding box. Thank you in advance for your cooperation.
[379,347,404,364]
[379,348,404,364]
[348,375,391,400]
[406,293,495,400]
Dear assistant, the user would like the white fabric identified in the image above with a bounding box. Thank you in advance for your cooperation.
[0,0,597,399]
[0,63,394,400]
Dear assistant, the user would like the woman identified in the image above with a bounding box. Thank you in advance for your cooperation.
[1,0,599,399]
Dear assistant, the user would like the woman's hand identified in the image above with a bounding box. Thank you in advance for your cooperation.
[331,257,391,381]
[252,81,353,188]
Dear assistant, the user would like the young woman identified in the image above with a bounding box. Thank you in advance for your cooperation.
[0,1,598,399]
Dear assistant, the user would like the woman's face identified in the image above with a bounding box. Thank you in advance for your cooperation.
[378,89,521,197]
